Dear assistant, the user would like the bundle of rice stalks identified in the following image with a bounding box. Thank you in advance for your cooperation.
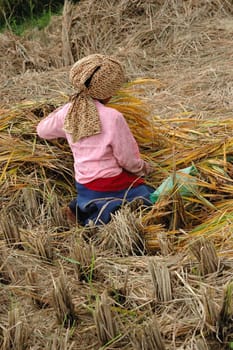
[130,316,166,350]
[70,238,97,282]
[202,288,219,333]
[94,290,121,347]
[52,270,77,328]
[96,207,145,256]
[181,208,233,255]
[0,246,18,284]
[142,159,233,252]
[22,229,54,261]
[108,78,161,146]
[189,237,220,276]
[217,281,233,343]
[179,338,209,350]
[2,307,29,350]
[0,209,22,248]
[148,258,173,302]
[47,328,75,350]
[25,268,49,308]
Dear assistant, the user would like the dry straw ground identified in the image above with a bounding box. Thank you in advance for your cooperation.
[1,0,233,349]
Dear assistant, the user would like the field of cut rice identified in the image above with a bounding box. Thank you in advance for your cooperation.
[1,1,233,349]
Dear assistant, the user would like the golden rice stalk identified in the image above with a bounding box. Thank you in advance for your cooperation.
[70,239,96,282]
[169,187,187,230]
[143,225,169,253]
[108,79,156,146]
[52,271,76,328]
[96,207,145,256]
[130,316,166,350]
[182,208,233,255]
[189,237,220,275]
[142,198,173,227]
[2,307,29,350]
[142,198,179,253]
[94,290,120,346]
[0,103,73,195]
[148,258,172,302]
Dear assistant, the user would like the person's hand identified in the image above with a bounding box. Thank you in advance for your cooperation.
[143,161,154,175]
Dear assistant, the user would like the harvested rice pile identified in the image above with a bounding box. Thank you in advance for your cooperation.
[1,0,233,349]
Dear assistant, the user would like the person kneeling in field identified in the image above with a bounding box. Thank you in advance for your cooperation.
[37,54,154,226]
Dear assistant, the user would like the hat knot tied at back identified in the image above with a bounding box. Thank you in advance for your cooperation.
[63,54,125,143]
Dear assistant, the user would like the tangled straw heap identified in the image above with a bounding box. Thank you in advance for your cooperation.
[1,79,233,254]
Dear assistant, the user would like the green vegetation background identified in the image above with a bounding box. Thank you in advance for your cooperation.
[0,0,78,34]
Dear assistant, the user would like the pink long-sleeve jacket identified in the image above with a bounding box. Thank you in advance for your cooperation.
[37,100,146,184]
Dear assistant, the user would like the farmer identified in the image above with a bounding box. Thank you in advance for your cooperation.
[37,54,154,226]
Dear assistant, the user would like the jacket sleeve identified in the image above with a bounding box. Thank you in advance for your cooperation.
[37,103,70,140]
[111,112,146,176]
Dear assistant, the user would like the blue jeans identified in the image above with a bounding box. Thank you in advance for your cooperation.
[69,182,154,226]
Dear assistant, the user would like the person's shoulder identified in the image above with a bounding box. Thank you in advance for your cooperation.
[60,102,71,113]
[95,100,123,120]
[49,102,71,116]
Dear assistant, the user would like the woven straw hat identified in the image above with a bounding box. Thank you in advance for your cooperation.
[63,54,125,142]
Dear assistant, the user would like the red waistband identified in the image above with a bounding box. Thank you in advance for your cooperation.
[83,171,144,192]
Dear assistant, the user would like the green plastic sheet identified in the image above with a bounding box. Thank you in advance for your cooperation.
[150,165,198,204]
